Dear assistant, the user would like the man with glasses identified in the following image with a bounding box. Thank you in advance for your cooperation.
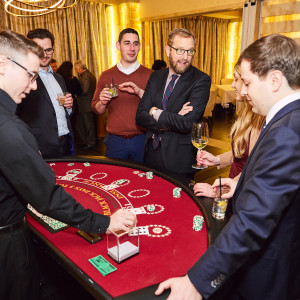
[136,28,211,180]
[0,30,137,300]
[17,28,75,158]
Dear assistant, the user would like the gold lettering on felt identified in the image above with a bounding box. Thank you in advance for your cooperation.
[58,183,111,216]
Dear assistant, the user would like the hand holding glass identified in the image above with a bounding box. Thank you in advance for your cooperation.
[191,122,209,169]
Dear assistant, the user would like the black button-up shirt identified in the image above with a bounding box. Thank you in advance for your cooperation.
[0,89,109,233]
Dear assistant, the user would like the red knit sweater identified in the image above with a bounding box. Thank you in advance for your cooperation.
[92,65,152,135]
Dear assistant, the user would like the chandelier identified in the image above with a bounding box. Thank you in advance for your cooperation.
[4,0,77,17]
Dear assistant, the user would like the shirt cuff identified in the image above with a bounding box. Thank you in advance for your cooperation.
[153,109,163,122]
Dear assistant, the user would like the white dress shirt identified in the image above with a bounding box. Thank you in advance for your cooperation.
[38,66,70,137]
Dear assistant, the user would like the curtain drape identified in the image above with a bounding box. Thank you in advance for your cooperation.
[142,16,229,84]
[2,1,109,79]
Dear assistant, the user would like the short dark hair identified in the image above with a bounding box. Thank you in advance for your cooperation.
[239,34,300,89]
[50,58,57,63]
[152,59,167,70]
[0,29,44,60]
[27,28,55,47]
[57,61,73,80]
[118,28,139,43]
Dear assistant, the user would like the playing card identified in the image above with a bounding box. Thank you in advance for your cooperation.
[129,226,149,236]
[126,207,146,215]
[101,184,119,191]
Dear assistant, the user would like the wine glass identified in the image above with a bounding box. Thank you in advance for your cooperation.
[191,121,209,169]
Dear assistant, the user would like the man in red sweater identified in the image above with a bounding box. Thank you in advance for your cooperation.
[92,28,152,162]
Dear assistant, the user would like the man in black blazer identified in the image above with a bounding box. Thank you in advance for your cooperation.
[18,28,74,158]
[136,28,211,180]
[74,59,97,149]
[156,34,300,300]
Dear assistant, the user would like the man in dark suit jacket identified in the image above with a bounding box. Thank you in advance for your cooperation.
[156,34,300,300]
[18,28,74,158]
[136,28,211,180]
[74,59,97,149]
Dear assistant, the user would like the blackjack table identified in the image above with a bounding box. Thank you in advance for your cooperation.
[27,157,228,300]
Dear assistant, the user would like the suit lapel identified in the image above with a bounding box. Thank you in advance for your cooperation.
[234,99,300,200]
[36,77,53,107]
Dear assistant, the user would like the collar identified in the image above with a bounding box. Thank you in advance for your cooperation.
[38,65,53,75]
[116,60,140,75]
[0,89,17,114]
[266,92,300,125]
[167,68,181,81]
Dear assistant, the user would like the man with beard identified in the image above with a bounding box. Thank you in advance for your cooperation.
[17,28,75,158]
[92,28,152,163]
[135,28,211,180]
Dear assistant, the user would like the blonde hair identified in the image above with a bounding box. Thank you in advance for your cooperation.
[230,63,265,158]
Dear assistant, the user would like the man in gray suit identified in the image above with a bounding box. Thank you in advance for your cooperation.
[74,60,97,149]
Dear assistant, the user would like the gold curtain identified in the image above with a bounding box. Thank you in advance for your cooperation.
[1,1,110,79]
[142,16,229,84]
[105,2,141,66]
[261,0,300,44]
[225,21,242,78]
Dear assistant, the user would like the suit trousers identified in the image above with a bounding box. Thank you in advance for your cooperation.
[0,222,40,300]
[75,112,97,146]
[144,140,195,184]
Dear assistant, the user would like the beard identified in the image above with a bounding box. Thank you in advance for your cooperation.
[168,54,192,74]
[40,55,52,68]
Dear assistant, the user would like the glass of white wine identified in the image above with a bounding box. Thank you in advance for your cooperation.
[191,121,209,169]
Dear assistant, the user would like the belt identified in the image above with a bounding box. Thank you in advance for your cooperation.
[0,216,27,236]
[114,134,140,139]
[59,134,68,140]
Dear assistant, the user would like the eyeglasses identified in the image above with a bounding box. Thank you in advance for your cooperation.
[44,48,54,55]
[7,57,39,83]
[169,45,196,56]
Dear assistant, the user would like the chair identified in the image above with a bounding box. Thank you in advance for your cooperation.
[204,87,217,132]
[220,78,233,85]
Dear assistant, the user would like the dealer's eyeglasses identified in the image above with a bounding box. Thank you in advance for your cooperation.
[7,57,39,83]
[169,45,196,56]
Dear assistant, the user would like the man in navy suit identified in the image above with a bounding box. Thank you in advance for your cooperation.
[136,28,211,180]
[18,29,74,158]
[156,34,300,300]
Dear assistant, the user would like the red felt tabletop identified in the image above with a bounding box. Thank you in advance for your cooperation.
[27,162,208,297]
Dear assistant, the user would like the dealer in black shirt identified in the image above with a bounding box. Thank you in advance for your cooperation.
[0,30,136,300]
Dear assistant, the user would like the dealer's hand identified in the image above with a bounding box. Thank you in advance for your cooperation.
[155,275,202,300]
[108,209,137,233]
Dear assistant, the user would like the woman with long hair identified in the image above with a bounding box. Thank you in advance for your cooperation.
[193,60,265,198]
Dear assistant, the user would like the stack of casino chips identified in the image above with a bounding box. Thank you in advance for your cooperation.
[173,187,182,198]
[193,215,204,231]
[146,171,153,179]
[147,204,155,212]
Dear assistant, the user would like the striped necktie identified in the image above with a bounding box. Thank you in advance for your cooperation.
[152,74,179,149]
